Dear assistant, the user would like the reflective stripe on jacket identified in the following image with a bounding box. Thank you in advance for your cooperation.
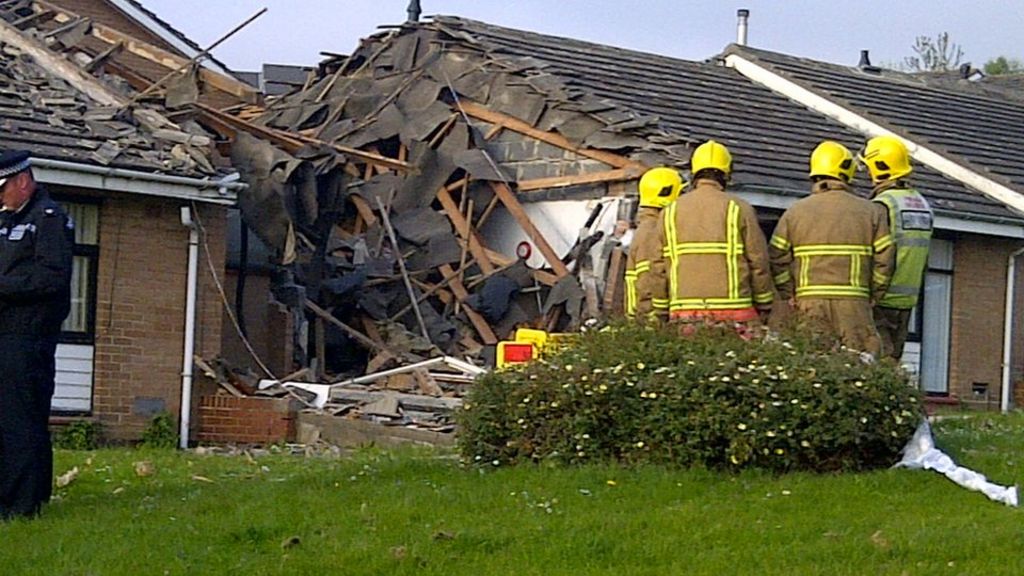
[624,207,668,319]
[872,186,933,309]
[769,179,895,302]
[653,179,773,313]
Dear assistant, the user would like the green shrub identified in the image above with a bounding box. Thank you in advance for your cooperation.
[141,411,178,449]
[458,322,923,472]
[54,419,102,450]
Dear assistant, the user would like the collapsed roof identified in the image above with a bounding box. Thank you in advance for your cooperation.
[0,0,263,177]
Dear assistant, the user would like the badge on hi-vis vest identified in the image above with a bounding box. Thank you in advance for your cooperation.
[902,211,933,231]
[904,196,928,210]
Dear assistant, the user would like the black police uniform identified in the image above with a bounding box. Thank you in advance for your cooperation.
[0,165,73,519]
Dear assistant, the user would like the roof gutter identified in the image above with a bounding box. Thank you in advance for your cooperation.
[724,53,1024,218]
[30,158,245,205]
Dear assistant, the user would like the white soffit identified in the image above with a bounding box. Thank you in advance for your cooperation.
[724,53,1024,220]
[32,159,238,205]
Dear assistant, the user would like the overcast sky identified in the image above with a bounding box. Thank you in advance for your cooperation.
[142,0,1023,72]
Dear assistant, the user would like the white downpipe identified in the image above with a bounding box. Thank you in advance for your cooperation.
[1001,246,1024,412]
[179,207,200,448]
[724,54,1024,217]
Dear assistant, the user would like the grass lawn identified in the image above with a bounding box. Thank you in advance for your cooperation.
[1,412,1021,575]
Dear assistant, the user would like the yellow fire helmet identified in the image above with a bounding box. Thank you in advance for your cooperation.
[809,141,856,182]
[638,167,684,208]
[861,135,912,183]
[690,140,732,178]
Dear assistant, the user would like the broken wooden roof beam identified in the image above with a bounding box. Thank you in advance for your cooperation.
[32,0,262,104]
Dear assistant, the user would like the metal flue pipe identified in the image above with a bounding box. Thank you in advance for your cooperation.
[736,9,750,46]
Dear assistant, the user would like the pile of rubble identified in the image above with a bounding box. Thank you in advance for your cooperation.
[222,17,696,389]
[196,354,480,435]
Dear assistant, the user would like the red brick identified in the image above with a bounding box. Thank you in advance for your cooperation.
[53,188,228,441]
[196,395,298,445]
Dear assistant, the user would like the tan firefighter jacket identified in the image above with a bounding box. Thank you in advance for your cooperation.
[652,179,774,313]
[624,207,668,319]
[769,179,895,302]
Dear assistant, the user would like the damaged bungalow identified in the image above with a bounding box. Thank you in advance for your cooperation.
[224,15,1024,415]
[0,0,260,439]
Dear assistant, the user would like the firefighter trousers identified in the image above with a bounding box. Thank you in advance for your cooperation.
[874,306,912,361]
[795,299,881,358]
[0,334,57,520]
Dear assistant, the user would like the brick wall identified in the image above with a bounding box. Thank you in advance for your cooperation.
[949,234,1024,408]
[196,395,298,444]
[87,191,226,440]
[221,271,294,379]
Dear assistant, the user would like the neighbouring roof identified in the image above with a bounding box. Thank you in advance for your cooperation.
[236,64,315,96]
[116,0,235,75]
[727,44,1024,220]
[0,36,215,175]
[981,74,1024,96]
[431,17,1022,224]
[908,69,1024,103]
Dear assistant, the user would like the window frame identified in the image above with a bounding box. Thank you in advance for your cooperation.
[906,235,954,343]
[54,196,101,345]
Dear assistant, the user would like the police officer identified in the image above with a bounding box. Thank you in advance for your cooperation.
[769,141,895,357]
[624,167,683,321]
[861,136,933,360]
[0,150,74,519]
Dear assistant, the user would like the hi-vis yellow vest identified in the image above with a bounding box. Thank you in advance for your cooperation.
[873,188,932,309]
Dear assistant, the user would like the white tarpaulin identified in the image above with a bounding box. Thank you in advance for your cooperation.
[895,419,1018,507]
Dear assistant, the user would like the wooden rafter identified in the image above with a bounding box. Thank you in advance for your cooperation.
[195,103,412,172]
[84,39,124,73]
[457,101,646,170]
[436,186,496,275]
[37,0,260,104]
[439,264,499,344]
[516,167,644,192]
[490,181,570,278]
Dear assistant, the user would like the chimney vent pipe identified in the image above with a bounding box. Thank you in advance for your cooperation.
[736,9,750,46]
[407,0,422,22]
[859,50,871,68]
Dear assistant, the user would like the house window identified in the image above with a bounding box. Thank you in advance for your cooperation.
[59,202,99,342]
[914,239,953,394]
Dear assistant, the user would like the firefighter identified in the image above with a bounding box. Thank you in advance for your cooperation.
[0,150,74,519]
[624,167,683,321]
[769,141,895,356]
[862,135,933,360]
[652,140,774,325]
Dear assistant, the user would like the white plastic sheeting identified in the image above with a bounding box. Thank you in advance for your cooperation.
[896,419,1018,507]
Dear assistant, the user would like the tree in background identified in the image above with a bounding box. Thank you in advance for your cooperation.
[903,32,964,72]
[984,56,1024,76]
